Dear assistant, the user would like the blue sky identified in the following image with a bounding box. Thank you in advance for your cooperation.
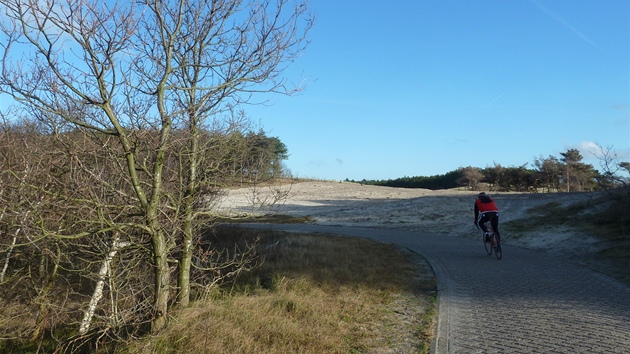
[250,0,629,181]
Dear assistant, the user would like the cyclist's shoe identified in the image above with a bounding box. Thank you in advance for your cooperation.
[483,232,491,243]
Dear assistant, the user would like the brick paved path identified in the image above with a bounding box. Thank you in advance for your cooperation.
[242,224,630,353]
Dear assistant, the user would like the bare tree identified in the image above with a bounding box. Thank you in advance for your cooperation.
[457,166,484,190]
[592,143,630,189]
[161,0,311,306]
[0,0,311,333]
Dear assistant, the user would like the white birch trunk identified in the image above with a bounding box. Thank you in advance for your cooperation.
[79,233,127,335]
[0,226,19,283]
[1,208,31,284]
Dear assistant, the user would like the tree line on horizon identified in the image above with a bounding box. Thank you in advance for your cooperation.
[348,147,630,192]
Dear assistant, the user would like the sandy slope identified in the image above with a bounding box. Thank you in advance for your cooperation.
[217,180,605,257]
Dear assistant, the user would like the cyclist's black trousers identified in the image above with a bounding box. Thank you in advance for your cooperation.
[477,212,499,238]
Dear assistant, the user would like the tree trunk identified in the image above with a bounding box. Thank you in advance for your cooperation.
[30,244,60,341]
[1,226,19,283]
[150,226,170,332]
[177,117,199,307]
[79,232,127,335]
[177,221,193,307]
[2,208,33,283]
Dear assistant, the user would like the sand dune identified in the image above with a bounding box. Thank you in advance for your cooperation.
[218,181,603,257]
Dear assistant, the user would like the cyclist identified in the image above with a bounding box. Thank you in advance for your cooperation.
[474,192,500,244]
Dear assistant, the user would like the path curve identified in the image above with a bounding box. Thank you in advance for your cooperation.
[239,224,630,354]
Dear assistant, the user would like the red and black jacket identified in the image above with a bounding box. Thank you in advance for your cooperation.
[474,195,498,220]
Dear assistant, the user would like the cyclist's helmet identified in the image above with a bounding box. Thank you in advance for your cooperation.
[478,192,487,198]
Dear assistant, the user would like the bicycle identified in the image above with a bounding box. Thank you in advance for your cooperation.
[482,222,502,260]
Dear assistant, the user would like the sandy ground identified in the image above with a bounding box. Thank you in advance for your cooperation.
[216,181,607,260]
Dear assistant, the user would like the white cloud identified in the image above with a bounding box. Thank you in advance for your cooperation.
[577,141,600,158]
[568,141,630,174]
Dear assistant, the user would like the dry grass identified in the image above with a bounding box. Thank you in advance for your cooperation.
[123,229,437,353]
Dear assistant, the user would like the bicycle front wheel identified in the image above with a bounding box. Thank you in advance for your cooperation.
[493,234,502,260]
[484,236,492,256]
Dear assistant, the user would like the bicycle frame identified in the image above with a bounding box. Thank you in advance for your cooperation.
[483,221,502,260]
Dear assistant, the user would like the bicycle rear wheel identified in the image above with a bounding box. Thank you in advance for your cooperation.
[493,234,502,260]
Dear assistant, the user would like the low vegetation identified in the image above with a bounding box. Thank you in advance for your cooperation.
[130,229,435,353]
[1,227,437,353]
[505,187,630,285]
[127,227,437,354]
